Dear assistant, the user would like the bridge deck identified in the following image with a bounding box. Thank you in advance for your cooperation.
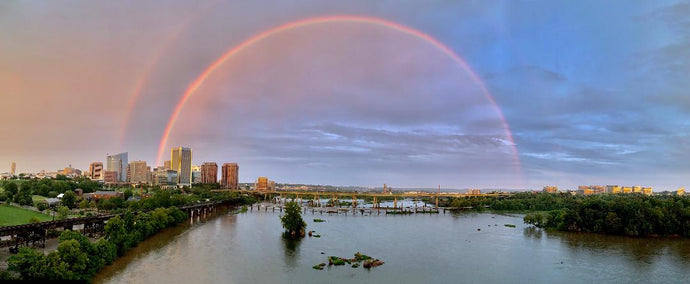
[212,189,509,198]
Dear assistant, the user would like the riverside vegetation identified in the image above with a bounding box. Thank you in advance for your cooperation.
[3,207,187,281]
[523,193,690,237]
[440,192,690,237]
[0,181,259,281]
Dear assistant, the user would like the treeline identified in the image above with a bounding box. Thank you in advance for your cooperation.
[446,192,579,211]
[102,190,257,213]
[0,178,102,206]
[5,207,188,281]
[523,194,690,237]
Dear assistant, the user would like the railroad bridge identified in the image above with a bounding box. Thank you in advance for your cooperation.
[213,189,509,209]
[0,200,234,252]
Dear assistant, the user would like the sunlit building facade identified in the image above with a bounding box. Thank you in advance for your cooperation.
[256,176,268,191]
[171,147,192,186]
[89,162,103,180]
[106,152,128,182]
[128,160,148,184]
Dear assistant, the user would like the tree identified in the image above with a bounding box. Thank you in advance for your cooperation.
[280,202,306,238]
[56,206,70,220]
[94,238,117,265]
[4,182,18,199]
[78,199,89,210]
[54,239,89,280]
[105,216,130,256]
[123,188,133,201]
[58,230,102,276]
[61,191,76,209]
[7,247,49,280]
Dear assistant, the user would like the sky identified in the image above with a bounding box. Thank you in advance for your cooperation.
[1,0,688,190]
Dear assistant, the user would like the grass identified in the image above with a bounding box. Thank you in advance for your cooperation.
[0,204,52,226]
[32,195,47,203]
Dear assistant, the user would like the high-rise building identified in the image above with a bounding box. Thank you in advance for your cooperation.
[164,160,171,170]
[146,166,152,184]
[10,162,16,175]
[200,162,218,184]
[221,163,239,189]
[171,147,192,186]
[256,176,268,191]
[191,165,201,183]
[106,152,128,182]
[128,160,148,184]
[89,162,103,180]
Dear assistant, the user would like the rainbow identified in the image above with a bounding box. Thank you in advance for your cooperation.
[118,1,221,150]
[152,15,520,172]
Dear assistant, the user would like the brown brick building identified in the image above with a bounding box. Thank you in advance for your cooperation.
[221,163,239,189]
[200,162,218,184]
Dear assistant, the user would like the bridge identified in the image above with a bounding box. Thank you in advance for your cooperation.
[0,199,238,252]
[213,189,510,209]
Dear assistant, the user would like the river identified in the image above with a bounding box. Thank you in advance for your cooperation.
[93,204,690,283]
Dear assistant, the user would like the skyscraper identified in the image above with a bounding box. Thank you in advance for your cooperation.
[10,162,16,175]
[171,147,192,186]
[106,152,128,182]
[256,176,268,191]
[200,162,218,184]
[221,163,239,189]
[128,160,148,184]
[89,162,103,180]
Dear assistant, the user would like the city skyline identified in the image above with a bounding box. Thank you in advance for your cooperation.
[1,1,689,190]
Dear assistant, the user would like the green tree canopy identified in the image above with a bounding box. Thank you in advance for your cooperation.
[280,201,306,238]
[61,191,76,209]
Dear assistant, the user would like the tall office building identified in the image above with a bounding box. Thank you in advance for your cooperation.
[200,162,218,184]
[128,160,148,184]
[171,147,192,186]
[10,162,16,175]
[106,152,128,182]
[221,163,239,189]
[164,160,171,170]
[89,162,103,180]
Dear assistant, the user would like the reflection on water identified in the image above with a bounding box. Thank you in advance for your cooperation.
[94,206,690,284]
[281,236,302,270]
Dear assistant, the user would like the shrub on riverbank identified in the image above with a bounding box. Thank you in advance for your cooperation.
[6,207,188,281]
[524,194,690,237]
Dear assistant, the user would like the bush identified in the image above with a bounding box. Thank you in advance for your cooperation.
[281,202,306,238]
[36,202,48,211]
